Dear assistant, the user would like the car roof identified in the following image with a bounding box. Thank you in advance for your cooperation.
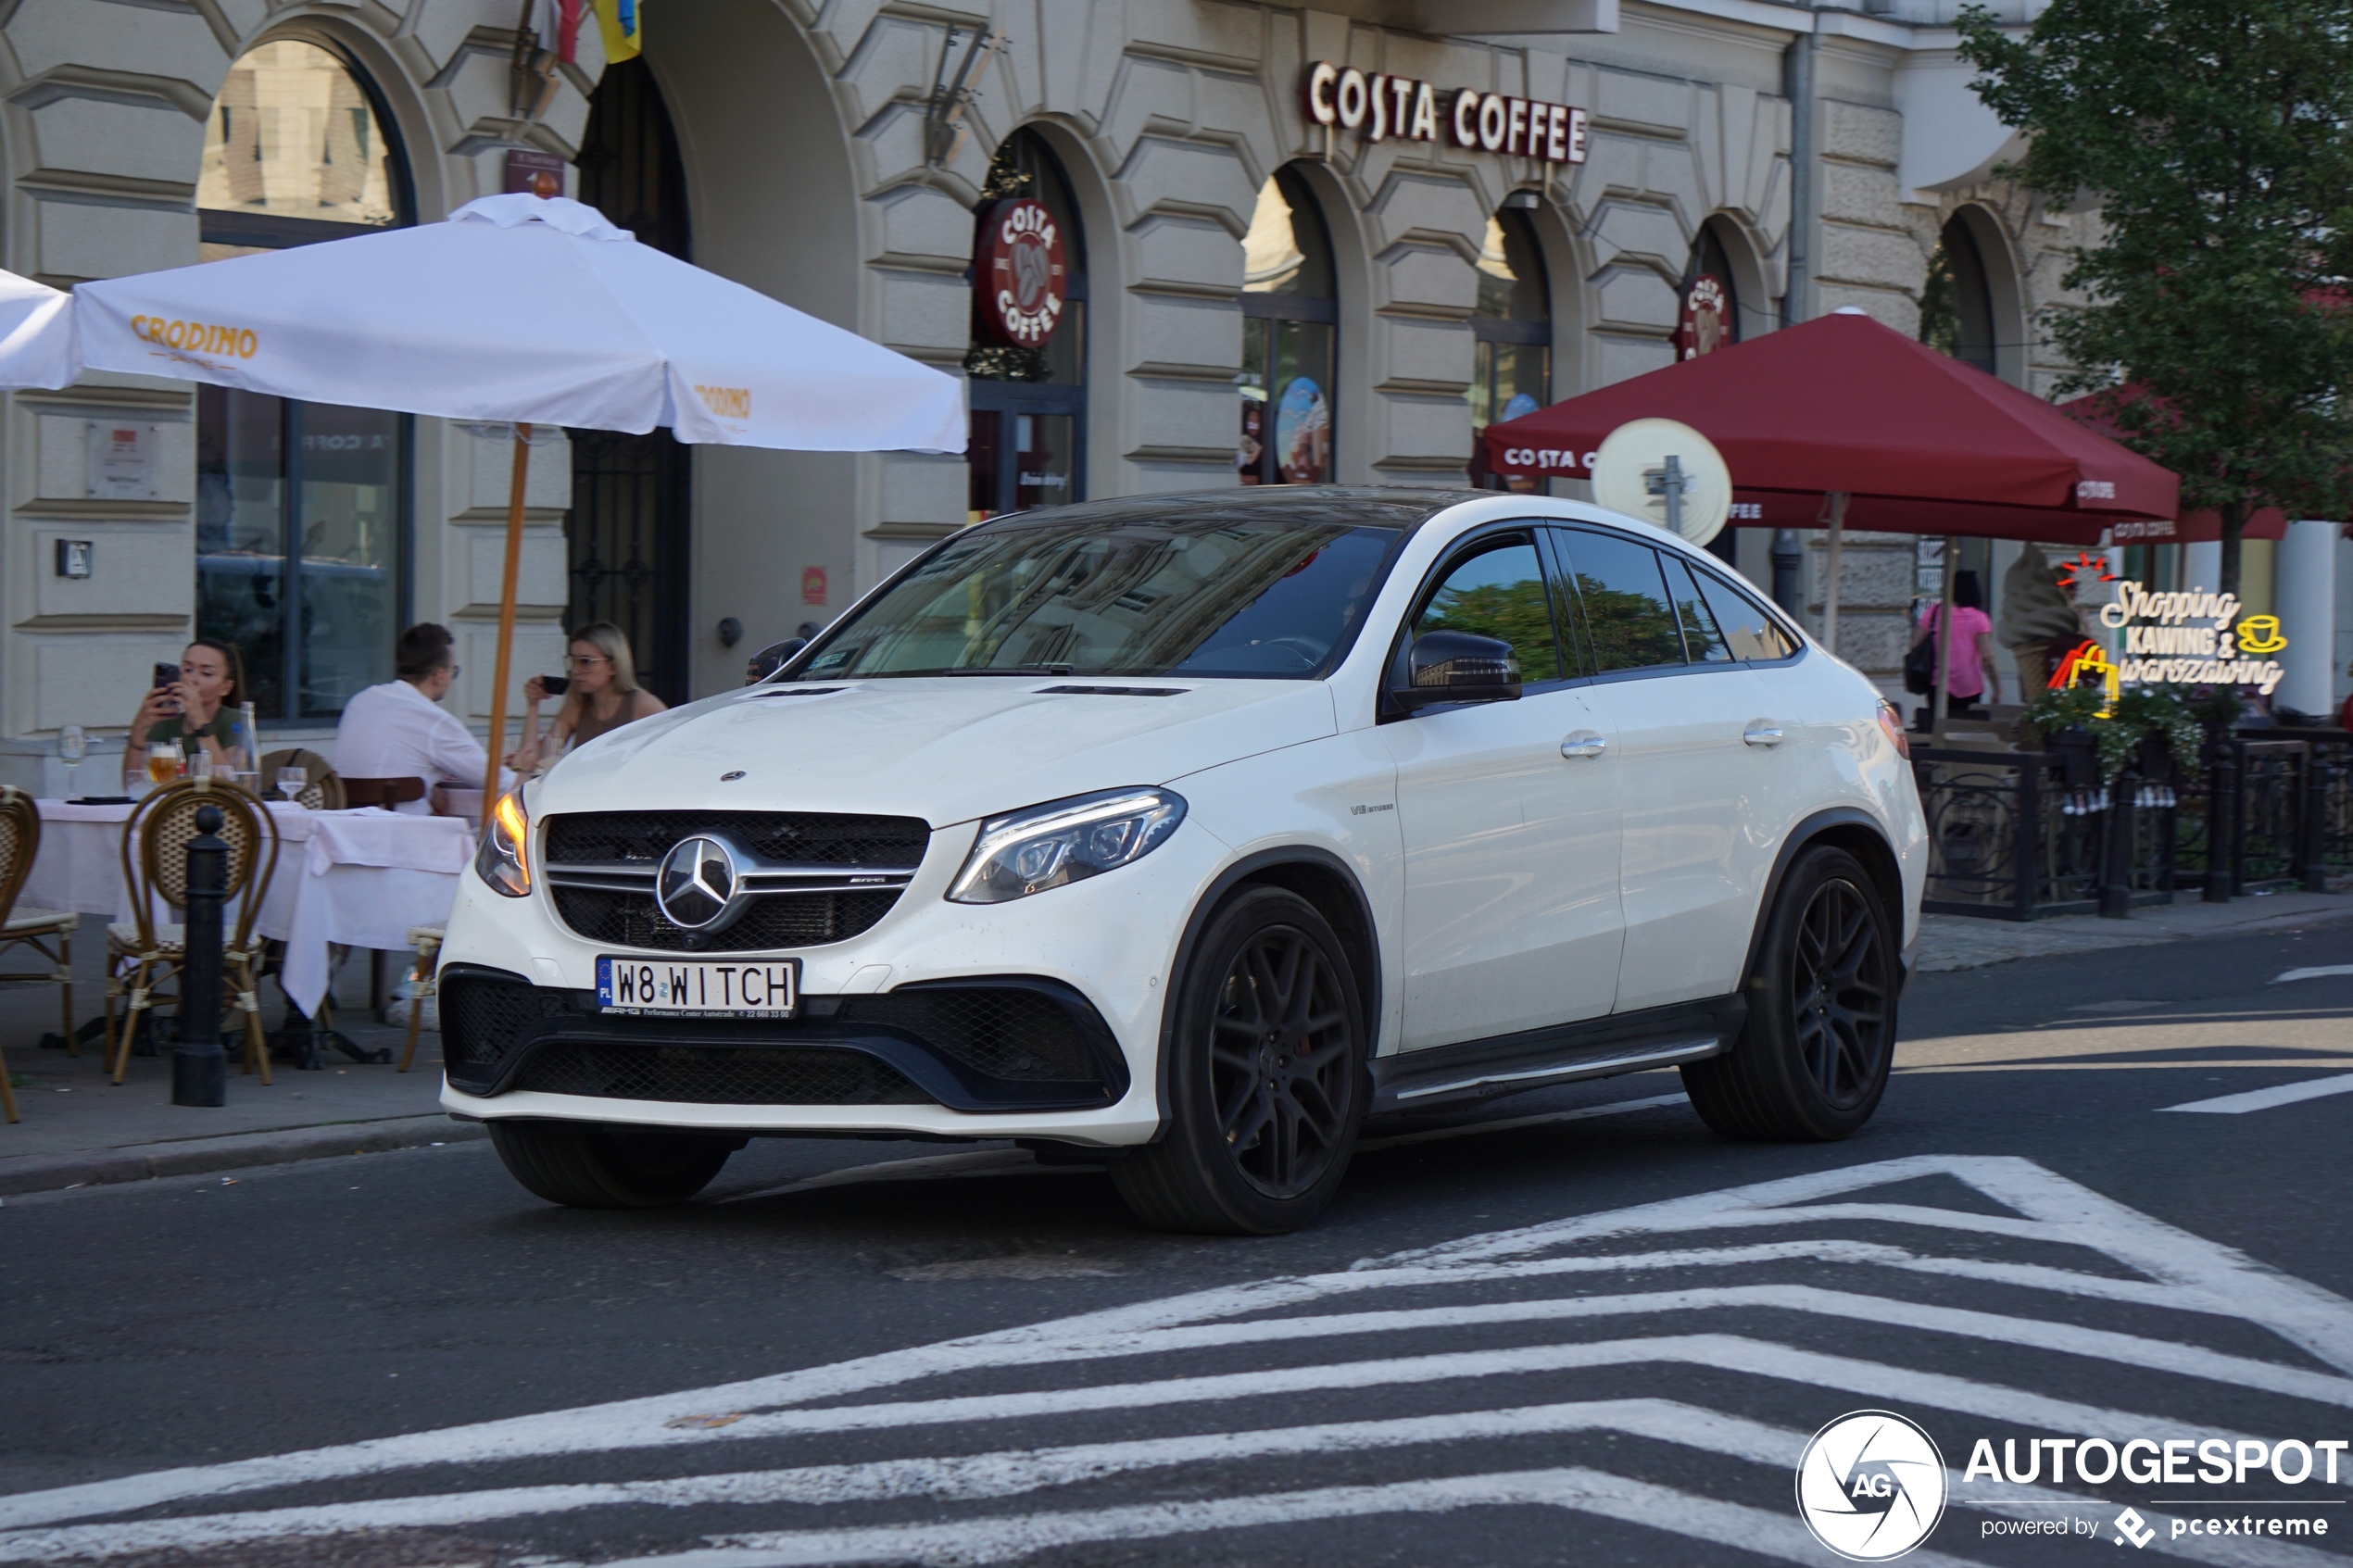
[962,485,1496,536]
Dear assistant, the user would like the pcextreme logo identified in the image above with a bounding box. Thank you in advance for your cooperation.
[1796,1411,1949,1561]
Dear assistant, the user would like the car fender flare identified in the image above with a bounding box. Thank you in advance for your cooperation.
[1148,845,1383,1143]
[1741,805,1903,989]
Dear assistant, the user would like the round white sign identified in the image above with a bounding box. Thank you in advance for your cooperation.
[1794,1410,1948,1562]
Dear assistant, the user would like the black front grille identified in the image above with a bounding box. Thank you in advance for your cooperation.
[442,970,584,1083]
[550,885,901,952]
[543,810,927,952]
[544,811,929,869]
[842,988,1098,1082]
[513,1042,929,1105]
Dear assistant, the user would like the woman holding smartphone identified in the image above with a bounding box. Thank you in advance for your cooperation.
[507,621,666,775]
[122,639,247,789]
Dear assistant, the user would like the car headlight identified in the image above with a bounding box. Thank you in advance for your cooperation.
[474,792,531,897]
[947,787,1186,905]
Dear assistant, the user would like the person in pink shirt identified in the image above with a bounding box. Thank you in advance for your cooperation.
[1910,570,1999,729]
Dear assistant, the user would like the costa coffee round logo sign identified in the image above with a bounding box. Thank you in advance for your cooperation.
[1677,273,1732,360]
[979,197,1067,349]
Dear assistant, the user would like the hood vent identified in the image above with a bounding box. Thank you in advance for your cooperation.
[1034,684,1185,697]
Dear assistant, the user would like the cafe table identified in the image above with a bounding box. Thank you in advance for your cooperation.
[20,797,474,1016]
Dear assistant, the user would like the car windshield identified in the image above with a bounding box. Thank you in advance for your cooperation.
[794,514,1403,680]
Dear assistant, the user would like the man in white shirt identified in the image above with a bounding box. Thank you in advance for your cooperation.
[333,623,513,815]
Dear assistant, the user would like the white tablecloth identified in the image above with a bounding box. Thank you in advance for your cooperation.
[21,799,473,1015]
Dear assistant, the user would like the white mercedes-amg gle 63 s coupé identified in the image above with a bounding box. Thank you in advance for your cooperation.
[441,487,1924,1234]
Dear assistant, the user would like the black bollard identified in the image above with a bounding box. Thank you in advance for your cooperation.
[2204,735,2237,903]
[172,801,228,1108]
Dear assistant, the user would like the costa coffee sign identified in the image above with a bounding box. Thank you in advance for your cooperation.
[977,197,1067,349]
[1676,274,1732,359]
[1302,62,1587,164]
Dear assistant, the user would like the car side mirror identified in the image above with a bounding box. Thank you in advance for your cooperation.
[744,637,808,684]
[1391,631,1522,710]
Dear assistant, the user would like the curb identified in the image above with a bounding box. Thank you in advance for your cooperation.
[1918,899,2353,973]
[0,1114,487,1198]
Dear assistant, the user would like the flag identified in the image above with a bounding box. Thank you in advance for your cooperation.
[535,0,585,65]
[595,0,641,61]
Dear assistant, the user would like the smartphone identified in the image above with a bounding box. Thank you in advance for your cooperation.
[153,661,183,715]
[540,673,571,696]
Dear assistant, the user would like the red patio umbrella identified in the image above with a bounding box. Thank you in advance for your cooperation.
[1481,309,2180,543]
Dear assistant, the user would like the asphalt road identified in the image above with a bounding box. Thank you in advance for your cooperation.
[3,919,2350,1567]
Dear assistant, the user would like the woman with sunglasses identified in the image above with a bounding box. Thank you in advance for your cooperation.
[508,621,667,775]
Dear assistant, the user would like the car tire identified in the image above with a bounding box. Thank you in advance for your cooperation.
[1113,885,1368,1236]
[1682,844,1897,1142]
[490,1122,737,1208]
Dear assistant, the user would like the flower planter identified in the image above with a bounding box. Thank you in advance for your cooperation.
[2051,727,2100,789]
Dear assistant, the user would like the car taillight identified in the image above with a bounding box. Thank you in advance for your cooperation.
[1877,701,1910,759]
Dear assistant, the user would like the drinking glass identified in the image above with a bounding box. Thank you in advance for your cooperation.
[191,748,214,783]
[277,766,308,804]
[57,724,85,799]
[148,738,183,786]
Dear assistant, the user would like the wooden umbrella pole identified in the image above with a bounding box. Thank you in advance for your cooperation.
[482,423,531,829]
[1819,491,1848,654]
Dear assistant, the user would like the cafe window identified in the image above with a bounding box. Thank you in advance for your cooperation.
[196,39,412,721]
[1239,166,1337,486]
[966,132,1087,521]
[1469,207,1551,489]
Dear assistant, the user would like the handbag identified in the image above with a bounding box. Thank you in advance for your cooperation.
[1903,623,1938,696]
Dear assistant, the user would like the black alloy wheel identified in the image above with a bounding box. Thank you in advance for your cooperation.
[1789,873,1892,1110]
[1113,885,1367,1235]
[1682,844,1896,1141]
[1210,922,1357,1199]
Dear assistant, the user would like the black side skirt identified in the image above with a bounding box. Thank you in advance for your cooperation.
[1368,995,1746,1113]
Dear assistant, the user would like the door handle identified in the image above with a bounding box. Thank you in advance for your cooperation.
[1560,731,1606,760]
[1743,721,1787,748]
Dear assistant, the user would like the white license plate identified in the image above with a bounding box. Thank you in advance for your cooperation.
[596,956,799,1017]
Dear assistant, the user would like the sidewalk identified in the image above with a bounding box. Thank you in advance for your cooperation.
[1917,888,2353,972]
[0,916,476,1198]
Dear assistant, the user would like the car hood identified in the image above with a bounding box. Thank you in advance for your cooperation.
[530,678,1337,826]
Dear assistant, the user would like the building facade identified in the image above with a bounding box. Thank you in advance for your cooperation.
[17,0,2329,789]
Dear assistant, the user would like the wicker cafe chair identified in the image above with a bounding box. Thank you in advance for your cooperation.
[105,780,279,1086]
[256,747,346,811]
[0,786,80,1123]
[340,776,425,810]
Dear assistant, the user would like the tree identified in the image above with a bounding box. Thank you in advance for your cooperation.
[1958,0,2353,596]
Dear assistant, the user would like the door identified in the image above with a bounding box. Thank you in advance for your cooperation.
[1552,527,1797,1012]
[1382,533,1624,1049]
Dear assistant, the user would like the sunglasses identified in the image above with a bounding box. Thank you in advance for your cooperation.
[567,654,611,669]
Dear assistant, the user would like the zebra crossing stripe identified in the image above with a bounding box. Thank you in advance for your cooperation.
[0,1154,2343,1543]
[539,1467,1994,1568]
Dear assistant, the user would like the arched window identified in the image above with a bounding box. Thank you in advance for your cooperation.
[1470,204,1551,489]
[1239,166,1336,486]
[1921,214,1996,374]
[966,131,1088,521]
[195,40,411,721]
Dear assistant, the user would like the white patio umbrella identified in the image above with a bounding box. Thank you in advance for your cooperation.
[2,194,963,815]
[0,269,79,390]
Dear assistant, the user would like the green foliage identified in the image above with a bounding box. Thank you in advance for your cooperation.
[1574,578,1686,671]
[1957,0,2353,594]
[2021,679,2201,781]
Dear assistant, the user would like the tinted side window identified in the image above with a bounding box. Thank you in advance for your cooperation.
[1412,538,1563,683]
[1692,565,1799,660]
[1662,557,1733,663]
[1553,530,1686,673]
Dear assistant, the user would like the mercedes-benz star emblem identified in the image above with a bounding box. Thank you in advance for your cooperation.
[656,835,739,929]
